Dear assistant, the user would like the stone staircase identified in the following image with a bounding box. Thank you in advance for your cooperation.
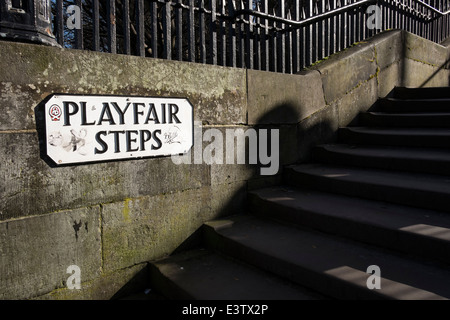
[147,86,450,300]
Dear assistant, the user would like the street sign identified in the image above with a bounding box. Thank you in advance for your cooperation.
[44,94,193,165]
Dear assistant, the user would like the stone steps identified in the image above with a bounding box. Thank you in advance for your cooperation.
[148,248,325,300]
[338,127,450,148]
[377,98,450,113]
[359,112,450,128]
[248,186,450,265]
[313,144,450,176]
[146,86,450,300]
[284,163,450,213]
[392,87,450,100]
[202,215,450,300]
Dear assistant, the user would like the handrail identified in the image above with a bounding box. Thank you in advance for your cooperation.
[225,0,448,31]
[413,0,450,16]
[143,0,449,29]
[229,0,376,28]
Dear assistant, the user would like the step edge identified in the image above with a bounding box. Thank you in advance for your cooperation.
[203,218,447,300]
[248,191,450,264]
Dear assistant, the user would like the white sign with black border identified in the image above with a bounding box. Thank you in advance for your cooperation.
[44,94,193,165]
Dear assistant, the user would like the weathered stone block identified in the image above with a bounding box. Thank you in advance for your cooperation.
[0,40,247,125]
[247,69,326,124]
[401,59,450,87]
[211,162,257,186]
[403,32,448,68]
[335,77,378,127]
[194,125,257,186]
[101,187,212,272]
[297,104,339,163]
[442,37,450,69]
[310,42,378,104]
[207,124,299,185]
[0,206,101,299]
[35,263,149,300]
[378,62,401,98]
[0,132,210,221]
[371,30,403,70]
[0,82,44,131]
[211,180,247,218]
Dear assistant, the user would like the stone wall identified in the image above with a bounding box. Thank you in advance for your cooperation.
[0,30,449,299]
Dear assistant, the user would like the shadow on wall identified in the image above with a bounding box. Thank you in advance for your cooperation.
[400,36,450,88]
[418,57,450,88]
[109,99,335,300]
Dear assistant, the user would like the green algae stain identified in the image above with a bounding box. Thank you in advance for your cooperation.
[122,199,131,222]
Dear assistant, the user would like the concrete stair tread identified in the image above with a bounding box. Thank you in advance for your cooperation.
[313,143,450,176]
[250,186,450,237]
[205,215,450,300]
[150,248,323,300]
[359,112,450,127]
[339,127,450,148]
[393,87,450,99]
[314,143,450,175]
[316,144,450,161]
[284,163,450,212]
[249,186,450,263]
[341,127,450,135]
[286,163,450,193]
[364,112,450,116]
[377,98,450,113]
[383,98,450,102]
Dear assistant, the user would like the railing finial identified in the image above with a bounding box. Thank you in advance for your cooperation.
[0,0,60,47]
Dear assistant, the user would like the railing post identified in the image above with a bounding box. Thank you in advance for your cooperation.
[0,0,60,47]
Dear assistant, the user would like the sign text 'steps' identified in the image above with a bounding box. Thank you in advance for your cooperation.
[44,95,193,165]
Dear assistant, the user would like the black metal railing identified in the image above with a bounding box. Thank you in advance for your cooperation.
[21,1,450,72]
